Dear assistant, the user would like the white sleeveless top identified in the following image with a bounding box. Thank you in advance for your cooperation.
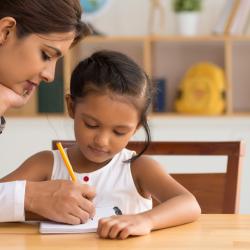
[51,148,152,214]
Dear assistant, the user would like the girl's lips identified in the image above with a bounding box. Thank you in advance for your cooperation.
[89,145,108,155]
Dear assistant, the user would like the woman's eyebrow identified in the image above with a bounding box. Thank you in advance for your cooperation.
[44,45,62,57]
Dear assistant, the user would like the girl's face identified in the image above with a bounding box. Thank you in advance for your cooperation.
[0,26,74,98]
[70,93,140,164]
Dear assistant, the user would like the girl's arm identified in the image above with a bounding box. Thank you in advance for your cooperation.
[97,155,201,239]
[132,155,201,229]
[0,151,53,182]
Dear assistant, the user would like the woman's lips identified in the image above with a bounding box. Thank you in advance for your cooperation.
[24,81,38,94]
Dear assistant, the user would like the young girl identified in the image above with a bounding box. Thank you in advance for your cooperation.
[1,50,201,239]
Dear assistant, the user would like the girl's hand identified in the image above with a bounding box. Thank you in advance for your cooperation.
[97,214,153,240]
[0,84,34,113]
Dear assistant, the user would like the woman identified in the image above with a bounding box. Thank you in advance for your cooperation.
[0,0,95,225]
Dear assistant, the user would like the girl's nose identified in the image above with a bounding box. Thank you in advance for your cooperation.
[94,133,109,148]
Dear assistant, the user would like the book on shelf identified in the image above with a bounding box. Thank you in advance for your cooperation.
[153,78,167,112]
[38,58,64,113]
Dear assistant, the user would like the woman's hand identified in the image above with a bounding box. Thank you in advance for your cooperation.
[25,180,96,225]
[0,84,34,114]
[97,213,153,240]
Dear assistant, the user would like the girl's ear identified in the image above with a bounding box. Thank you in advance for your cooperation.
[0,17,16,46]
[65,94,75,119]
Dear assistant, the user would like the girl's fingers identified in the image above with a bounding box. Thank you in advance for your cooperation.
[98,217,117,238]
[109,222,127,239]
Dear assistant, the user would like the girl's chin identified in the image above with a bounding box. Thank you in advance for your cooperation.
[85,153,110,165]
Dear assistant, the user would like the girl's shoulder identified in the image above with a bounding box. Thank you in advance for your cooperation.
[131,154,163,174]
[131,154,171,186]
[1,150,54,182]
[130,155,169,199]
[20,150,54,180]
[25,150,54,164]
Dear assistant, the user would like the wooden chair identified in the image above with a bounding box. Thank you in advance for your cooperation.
[52,140,245,214]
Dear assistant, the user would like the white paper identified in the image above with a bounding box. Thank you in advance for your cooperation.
[40,206,121,234]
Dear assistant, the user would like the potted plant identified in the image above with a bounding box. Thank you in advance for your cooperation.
[172,0,202,36]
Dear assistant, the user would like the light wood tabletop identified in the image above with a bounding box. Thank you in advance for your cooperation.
[0,214,250,250]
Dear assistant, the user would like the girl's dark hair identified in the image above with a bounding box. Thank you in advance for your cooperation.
[70,50,154,161]
[0,0,90,45]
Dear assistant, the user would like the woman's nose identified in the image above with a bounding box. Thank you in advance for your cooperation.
[40,62,56,83]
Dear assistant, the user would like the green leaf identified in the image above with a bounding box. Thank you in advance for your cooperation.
[172,0,202,12]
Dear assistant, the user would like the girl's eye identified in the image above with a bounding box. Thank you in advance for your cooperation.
[41,51,52,61]
[114,130,126,136]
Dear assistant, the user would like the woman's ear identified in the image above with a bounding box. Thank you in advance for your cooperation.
[65,94,75,119]
[0,17,16,46]
[134,123,142,135]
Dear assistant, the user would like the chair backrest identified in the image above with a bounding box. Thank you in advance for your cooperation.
[52,140,245,214]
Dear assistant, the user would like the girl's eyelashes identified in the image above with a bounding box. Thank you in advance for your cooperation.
[84,121,128,136]
[41,51,52,61]
[113,130,127,136]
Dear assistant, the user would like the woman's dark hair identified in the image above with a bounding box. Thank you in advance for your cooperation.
[0,0,90,45]
[70,50,154,161]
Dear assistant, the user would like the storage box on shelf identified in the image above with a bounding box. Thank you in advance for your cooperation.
[6,35,250,116]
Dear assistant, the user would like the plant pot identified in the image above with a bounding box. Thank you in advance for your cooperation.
[176,12,200,36]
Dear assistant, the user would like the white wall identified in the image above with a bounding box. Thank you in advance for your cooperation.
[0,116,249,214]
[86,0,226,36]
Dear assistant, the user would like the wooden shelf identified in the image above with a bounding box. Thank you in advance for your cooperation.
[81,35,250,42]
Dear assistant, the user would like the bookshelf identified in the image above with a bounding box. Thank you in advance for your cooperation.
[63,35,250,115]
[6,35,250,116]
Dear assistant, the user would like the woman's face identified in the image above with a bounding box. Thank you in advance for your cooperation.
[0,28,74,97]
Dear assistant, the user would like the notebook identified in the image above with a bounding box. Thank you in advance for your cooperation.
[39,206,122,234]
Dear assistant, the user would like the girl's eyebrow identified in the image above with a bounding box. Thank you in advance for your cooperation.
[81,114,99,122]
[81,114,134,129]
[44,45,62,57]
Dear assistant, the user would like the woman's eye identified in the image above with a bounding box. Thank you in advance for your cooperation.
[85,123,98,129]
[41,51,52,61]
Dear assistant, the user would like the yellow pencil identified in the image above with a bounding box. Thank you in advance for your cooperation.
[56,142,77,183]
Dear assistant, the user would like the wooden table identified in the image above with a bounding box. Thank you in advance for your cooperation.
[0,214,250,249]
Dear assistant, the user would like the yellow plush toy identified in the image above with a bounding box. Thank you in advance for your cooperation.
[175,62,226,115]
